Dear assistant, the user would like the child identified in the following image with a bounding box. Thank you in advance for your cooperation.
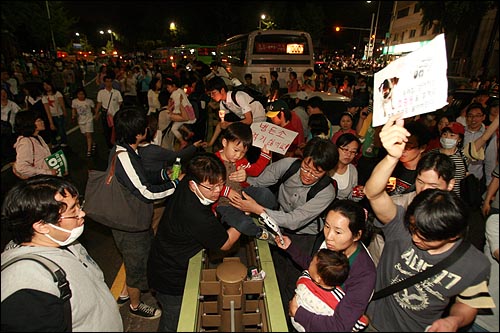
[214,122,272,239]
[291,249,369,332]
[71,87,96,157]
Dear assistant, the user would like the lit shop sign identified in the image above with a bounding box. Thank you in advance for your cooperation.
[383,40,432,55]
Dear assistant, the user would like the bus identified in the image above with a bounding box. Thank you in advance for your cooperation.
[173,44,217,66]
[152,47,176,70]
[216,30,314,89]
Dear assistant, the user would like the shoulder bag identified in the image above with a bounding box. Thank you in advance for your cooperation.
[2,253,72,331]
[372,240,471,300]
[84,151,153,232]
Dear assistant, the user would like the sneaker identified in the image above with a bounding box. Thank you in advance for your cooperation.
[116,295,130,306]
[60,143,68,148]
[91,143,97,153]
[129,302,162,319]
[86,151,92,158]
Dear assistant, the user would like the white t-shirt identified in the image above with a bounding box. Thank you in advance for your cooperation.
[72,98,95,124]
[42,92,64,117]
[1,100,21,130]
[96,88,123,116]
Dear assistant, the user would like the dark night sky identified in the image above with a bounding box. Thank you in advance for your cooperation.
[64,1,394,50]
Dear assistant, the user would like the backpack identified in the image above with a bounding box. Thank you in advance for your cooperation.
[2,253,72,331]
[231,85,268,109]
[268,159,338,233]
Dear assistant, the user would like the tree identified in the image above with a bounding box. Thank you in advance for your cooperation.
[417,1,494,35]
[2,1,77,60]
[417,1,497,76]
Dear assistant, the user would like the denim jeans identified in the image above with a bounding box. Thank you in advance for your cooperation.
[216,186,279,237]
[52,115,67,145]
[155,292,183,332]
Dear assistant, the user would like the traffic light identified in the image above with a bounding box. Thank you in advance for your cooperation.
[335,26,341,32]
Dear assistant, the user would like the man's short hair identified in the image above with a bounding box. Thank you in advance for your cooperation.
[206,76,227,93]
[405,189,468,241]
[405,121,431,147]
[417,151,456,183]
[466,102,486,115]
[2,175,79,244]
[186,152,226,185]
[306,96,324,110]
[114,106,147,145]
[302,137,339,172]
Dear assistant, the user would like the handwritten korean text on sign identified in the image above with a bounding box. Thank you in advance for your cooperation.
[250,122,298,155]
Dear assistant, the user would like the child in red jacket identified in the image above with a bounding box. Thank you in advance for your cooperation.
[214,122,272,238]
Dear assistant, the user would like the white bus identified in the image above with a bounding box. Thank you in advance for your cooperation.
[216,30,314,90]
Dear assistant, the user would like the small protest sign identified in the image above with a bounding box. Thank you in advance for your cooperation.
[44,150,68,177]
[372,33,448,127]
[250,122,298,155]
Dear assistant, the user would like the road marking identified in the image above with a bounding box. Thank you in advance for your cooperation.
[111,262,126,299]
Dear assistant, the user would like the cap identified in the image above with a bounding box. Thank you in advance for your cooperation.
[296,91,309,100]
[444,122,465,135]
[266,100,289,118]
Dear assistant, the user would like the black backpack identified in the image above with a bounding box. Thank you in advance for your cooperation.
[231,86,268,109]
[269,159,338,233]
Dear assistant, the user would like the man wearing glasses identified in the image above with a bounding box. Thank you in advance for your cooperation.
[230,136,339,327]
[1,176,123,331]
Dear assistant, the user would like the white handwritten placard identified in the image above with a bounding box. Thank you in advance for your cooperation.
[250,122,298,155]
[372,33,448,127]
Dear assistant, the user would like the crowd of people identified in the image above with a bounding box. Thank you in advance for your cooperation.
[1,54,499,332]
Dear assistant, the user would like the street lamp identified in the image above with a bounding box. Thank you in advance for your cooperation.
[367,1,381,60]
[100,29,114,48]
[259,14,266,30]
[107,29,114,48]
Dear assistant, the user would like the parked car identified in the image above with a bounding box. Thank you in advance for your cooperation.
[281,91,351,126]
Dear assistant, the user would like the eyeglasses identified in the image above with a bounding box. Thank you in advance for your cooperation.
[198,182,225,192]
[59,200,85,221]
[339,147,358,155]
[300,165,323,179]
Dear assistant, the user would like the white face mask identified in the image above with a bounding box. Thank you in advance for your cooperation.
[440,137,457,149]
[191,181,216,205]
[45,223,84,246]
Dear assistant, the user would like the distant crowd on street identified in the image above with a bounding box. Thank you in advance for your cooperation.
[1,52,499,332]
